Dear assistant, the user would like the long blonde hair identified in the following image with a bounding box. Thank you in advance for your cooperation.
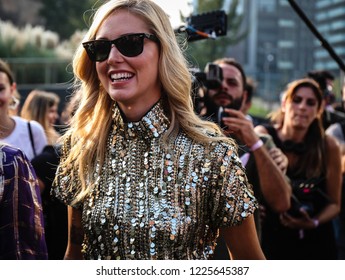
[60,0,233,203]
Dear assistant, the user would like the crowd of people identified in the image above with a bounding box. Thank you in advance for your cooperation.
[1,0,345,260]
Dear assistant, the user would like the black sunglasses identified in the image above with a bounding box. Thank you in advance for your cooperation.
[82,33,159,62]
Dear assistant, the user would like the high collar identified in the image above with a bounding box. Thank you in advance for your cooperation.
[111,100,170,140]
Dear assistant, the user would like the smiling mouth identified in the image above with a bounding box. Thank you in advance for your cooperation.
[110,72,134,82]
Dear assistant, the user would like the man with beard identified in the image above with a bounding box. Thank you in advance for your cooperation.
[199,57,292,259]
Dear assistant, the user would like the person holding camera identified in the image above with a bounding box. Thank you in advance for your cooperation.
[52,0,265,260]
[199,57,291,259]
[255,78,342,259]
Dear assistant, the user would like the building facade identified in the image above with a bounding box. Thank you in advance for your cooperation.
[227,0,345,102]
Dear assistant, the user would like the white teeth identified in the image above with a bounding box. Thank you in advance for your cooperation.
[110,72,133,81]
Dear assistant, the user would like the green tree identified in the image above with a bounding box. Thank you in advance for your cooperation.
[39,0,99,40]
[183,0,247,69]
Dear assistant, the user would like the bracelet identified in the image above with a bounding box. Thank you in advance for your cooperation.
[250,139,264,152]
[312,219,319,228]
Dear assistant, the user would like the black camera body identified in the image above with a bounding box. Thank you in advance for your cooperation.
[217,106,227,128]
[185,10,227,41]
[287,196,314,217]
[178,10,227,113]
[191,63,223,114]
[175,10,227,42]
[216,100,243,129]
[193,63,223,90]
[287,178,329,218]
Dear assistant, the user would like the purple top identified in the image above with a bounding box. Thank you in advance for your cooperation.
[0,144,48,259]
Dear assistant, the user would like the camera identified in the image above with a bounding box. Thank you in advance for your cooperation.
[175,10,227,42]
[193,63,223,90]
[190,63,223,114]
[216,102,243,129]
[175,10,227,113]
[287,195,314,218]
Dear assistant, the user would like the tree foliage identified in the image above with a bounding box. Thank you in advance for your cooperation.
[39,0,99,40]
[183,0,247,70]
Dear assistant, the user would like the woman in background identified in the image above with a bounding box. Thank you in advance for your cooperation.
[30,92,81,259]
[21,89,61,145]
[0,59,47,160]
[255,78,341,259]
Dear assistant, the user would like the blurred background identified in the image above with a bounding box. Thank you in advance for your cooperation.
[1,0,345,116]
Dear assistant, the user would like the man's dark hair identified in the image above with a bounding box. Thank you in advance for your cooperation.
[212,57,247,90]
[307,70,334,92]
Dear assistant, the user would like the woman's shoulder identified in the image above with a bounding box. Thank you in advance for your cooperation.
[177,129,237,158]
[325,134,341,153]
[201,129,237,151]
[0,143,27,160]
[11,116,27,129]
[0,145,32,183]
[12,116,44,133]
[201,134,239,163]
[28,119,45,133]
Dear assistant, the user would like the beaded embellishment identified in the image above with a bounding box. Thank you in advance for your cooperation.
[54,101,257,259]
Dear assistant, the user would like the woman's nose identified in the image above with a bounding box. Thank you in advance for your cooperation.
[107,44,125,63]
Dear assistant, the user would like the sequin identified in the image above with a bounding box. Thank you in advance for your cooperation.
[53,100,257,260]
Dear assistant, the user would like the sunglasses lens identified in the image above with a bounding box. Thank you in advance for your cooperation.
[93,41,111,62]
[83,33,156,61]
[83,41,111,62]
[116,35,144,57]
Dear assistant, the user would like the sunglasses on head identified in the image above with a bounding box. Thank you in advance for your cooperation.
[82,33,159,62]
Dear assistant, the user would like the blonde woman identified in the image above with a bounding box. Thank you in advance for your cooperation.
[52,0,265,260]
[21,89,61,145]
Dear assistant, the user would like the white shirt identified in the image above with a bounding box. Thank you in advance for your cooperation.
[2,116,47,160]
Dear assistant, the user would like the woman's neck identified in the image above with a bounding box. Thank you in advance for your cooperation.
[0,113,15,139]
[279,125,306,143]
[118,97,161,122]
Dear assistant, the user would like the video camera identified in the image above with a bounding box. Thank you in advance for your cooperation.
[176,10,227,88]
[175,10,227,112]
[190,63,223,114]
[192,63,223,90]
[182,10,227,42]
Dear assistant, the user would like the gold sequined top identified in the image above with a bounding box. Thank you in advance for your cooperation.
[53,101,257,260]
